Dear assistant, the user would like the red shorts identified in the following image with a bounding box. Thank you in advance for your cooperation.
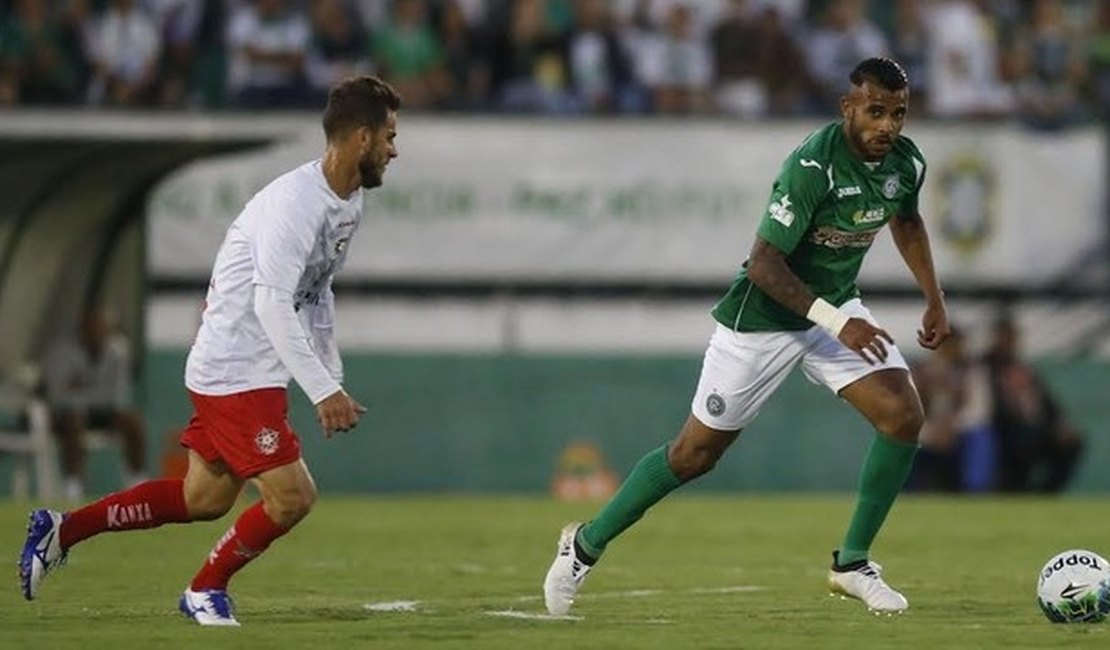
[181,388,302,478]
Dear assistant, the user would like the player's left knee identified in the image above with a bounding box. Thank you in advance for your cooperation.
[266,485,317,527]
[877,403,924,443]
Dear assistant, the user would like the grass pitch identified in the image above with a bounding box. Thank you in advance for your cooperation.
[3,495,1110,649]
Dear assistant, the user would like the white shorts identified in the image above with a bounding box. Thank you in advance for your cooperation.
[690,298,908,431]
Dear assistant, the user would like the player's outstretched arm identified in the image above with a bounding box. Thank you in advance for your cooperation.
[889,212,950,349]
[747,237,892,364]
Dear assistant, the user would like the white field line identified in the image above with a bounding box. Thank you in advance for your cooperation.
[363,600,421,612]
[513,584,765,602]
[485,610,583,622]
[363,584,765,614]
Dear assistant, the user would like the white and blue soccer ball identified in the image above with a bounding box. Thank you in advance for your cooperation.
[1037,549,1110,623]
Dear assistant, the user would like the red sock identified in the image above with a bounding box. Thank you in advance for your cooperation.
[59,479,190,549]
[190,501,288,591]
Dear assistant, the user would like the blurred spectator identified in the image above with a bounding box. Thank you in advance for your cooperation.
[1091,1,1110,121]
[0,0,1102,119]
[226,0,312,108]
[803,0,888,113]
[373,0,447,110]
[352,0,390,33]
[0,0,85,105]
[636,1,713,114]
[924,0,1014,118]
[985,314,1084,493]
[907,326,996,493]
[887,0,929,114]
[1010,0,1088,130]
[143,0,204,106]
[86,0,162,106]
[710,0,762,116]
[712,0,808,118]
[488,0,575,113]
[43,307,147,502]
[565,0,642,113]
[638,0,726,36]
[306,0,371,100]
[437,0,492,111]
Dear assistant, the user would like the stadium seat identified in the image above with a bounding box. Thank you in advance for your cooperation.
[0,397,62,501]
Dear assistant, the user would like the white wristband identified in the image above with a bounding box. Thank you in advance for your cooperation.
[806,298,850,337]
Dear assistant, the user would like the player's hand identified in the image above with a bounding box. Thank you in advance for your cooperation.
[917,300,951,350]
[316,389,367,438]
[837,317,895,365]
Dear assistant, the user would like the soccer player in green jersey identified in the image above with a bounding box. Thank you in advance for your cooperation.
[544,57,949,615]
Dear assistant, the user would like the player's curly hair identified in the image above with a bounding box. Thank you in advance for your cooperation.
[849,58,909,91]
[323,76,402,140]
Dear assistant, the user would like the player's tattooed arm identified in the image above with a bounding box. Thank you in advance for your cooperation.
[745,237,818,318]
[748,237,894,364]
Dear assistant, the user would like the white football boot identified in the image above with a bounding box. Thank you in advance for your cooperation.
[827,553,909,614]
[543,523,594,615]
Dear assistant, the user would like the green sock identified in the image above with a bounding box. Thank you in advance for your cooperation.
[576,445,684,561]
[837,433,918,566]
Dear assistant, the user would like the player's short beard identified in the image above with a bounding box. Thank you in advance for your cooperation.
[846,118,882,161]
[358,154,382,189]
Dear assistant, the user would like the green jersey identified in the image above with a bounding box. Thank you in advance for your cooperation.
[712,121,927,331]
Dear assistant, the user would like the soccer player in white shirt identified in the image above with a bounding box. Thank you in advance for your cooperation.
[19,76,401,627]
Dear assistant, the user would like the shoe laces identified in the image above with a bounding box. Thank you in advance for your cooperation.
[46,552,68,572]
[35,543,68,573]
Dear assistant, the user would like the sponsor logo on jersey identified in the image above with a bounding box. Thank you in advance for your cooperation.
[255,427,280,455]
[799,158,822,170]
[768,194,794,227]
[882,175,900,199]
[808,225,880,249]
[706,393,726,417]
[852,207,886,224]
[836,186,862,198]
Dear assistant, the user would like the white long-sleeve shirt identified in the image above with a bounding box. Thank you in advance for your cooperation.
[185,159,360,404]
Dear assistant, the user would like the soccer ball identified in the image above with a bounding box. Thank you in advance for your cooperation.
[1037,549,1110,623]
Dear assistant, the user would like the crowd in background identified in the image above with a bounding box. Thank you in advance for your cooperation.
[0,0,1106,127]
[908,314,1086,494]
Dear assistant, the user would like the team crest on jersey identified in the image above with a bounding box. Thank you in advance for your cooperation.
[706,393,726,417]
[882,175,899,199]
[255,427,280,455]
